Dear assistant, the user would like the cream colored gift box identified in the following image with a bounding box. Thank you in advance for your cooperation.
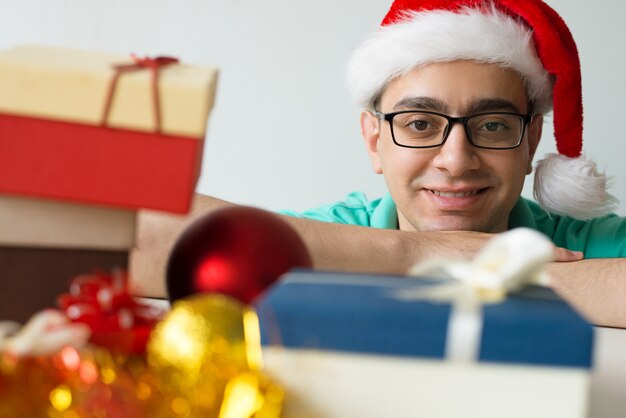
[0,45,218,213]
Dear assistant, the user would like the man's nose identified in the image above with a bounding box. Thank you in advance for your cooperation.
[431,123,480,176]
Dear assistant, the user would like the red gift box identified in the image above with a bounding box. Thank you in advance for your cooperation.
[0,46,218,214]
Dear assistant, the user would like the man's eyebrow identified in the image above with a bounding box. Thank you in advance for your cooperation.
[393,97,448,112]
[466,99,523,114]
[392,97,523,114]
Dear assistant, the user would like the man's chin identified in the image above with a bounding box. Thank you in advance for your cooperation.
[410,216,498,233]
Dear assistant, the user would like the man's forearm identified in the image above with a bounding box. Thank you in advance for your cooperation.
[548,259,626,328]
[130,198,423,297]
[130,194,492,298]
[284,216,491,275]
[282,217,416,275]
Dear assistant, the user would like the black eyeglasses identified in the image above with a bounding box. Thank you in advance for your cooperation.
[374,110,533,150]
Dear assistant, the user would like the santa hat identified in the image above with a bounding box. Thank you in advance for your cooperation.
[347,0,617,220]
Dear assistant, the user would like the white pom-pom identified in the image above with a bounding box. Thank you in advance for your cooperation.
[534,153,618,219]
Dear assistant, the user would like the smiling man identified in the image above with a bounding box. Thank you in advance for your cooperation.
[362,61,540,233]
[132,0,626,327]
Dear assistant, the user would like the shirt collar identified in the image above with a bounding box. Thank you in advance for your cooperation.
[370,192,399,229]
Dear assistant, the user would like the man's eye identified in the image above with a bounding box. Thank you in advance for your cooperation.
[409,120,430,131]
[484,121,507,131]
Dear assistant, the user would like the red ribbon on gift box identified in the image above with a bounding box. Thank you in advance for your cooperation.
[57,271,166,354]
[101,54,179,134]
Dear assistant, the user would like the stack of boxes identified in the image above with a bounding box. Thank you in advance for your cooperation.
[0,45,218,322]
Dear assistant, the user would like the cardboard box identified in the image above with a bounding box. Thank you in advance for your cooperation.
[0,193,135,322]
[0,45,218,213]
[0,194,136,250]
[256,271,594,418]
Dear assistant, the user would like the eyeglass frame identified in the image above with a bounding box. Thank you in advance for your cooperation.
[373,110,533,150]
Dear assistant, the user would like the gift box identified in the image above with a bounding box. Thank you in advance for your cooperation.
[255,270,594,418]
[0,194,136,250]
[0,45,218,213]
[0,194,137,322]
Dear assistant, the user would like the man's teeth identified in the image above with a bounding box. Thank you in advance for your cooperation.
[431,190,480,197]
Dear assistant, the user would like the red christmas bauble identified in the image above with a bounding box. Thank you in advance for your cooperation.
[166,206,312,303]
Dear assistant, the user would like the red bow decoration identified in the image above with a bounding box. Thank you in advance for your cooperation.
[57,270,166,354]
[101,54,179,134]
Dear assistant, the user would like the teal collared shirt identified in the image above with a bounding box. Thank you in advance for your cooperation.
[281,192,626,258]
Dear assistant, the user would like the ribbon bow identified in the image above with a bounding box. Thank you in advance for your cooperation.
[396,228,554,362]
[101,54,180,133]
[0,310,90,357]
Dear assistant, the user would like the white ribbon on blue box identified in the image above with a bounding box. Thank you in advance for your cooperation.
[255,229,594,369]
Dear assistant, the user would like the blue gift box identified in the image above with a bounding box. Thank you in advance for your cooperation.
[255,270,594,369]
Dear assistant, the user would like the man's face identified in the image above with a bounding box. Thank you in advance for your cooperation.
[361,61,542,233]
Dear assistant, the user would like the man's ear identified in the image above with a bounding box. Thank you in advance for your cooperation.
[526,114,543,174]
[361,110,383,174]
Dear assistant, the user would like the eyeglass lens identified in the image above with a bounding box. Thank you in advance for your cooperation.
[391,112,524,149]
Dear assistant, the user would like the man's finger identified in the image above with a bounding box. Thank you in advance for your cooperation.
[554,247,584,262]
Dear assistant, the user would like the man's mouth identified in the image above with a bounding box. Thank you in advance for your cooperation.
[427,188,486,197]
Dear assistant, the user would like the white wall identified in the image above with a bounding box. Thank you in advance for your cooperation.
[1,0,624,215]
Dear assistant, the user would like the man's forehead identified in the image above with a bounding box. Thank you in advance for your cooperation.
[378,61,529,113]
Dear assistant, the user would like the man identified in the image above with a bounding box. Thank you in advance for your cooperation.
[132,0,626,327]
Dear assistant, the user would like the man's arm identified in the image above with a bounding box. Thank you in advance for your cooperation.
[129,194,494,297]
[131,194,619,328]
[549,259,626,328]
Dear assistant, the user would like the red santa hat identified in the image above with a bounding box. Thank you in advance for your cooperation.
[347,0,617,220]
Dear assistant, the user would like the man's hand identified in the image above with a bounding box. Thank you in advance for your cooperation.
[554,247,584,262]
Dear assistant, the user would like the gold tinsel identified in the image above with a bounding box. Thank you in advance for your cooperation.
[0,294,282,418]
